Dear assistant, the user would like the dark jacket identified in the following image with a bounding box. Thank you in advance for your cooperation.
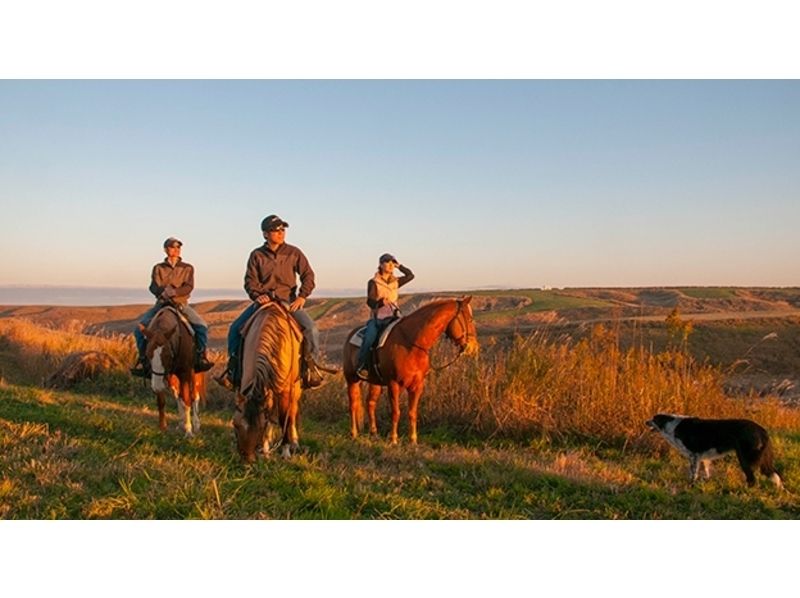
[244,242,315,303]
[149,258,194,305]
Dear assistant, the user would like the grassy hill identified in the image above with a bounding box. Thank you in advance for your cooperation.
[3,289,800,519]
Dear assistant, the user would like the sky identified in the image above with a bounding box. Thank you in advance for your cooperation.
[1,80,799,297]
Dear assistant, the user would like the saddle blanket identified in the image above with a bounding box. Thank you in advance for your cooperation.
[348,319,400,349]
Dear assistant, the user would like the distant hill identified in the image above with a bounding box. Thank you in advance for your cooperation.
[3,287,800,367]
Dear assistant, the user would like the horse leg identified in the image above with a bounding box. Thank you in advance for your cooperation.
[190,375,201,433]
[287,387,300,454]
[156,391,167,431]
[262,422,275,456]
[366,384,381,437]
[276,389,294,458]
[388,381,401,445]
[177,379,193,437]
[407,384,424,445]
[348,380,363,439]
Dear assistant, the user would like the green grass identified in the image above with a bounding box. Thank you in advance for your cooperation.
[468,289,616,320]
[2,379,798,519]
[678,287,739,300]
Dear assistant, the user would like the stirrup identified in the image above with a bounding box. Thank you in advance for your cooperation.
[214,370,235,390]
[130,360,150,378]
[194,356,214,373]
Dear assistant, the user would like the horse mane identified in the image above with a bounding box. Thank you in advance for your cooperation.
[244,309,300,424]
[403,298,458,324]
[149,307,177,332]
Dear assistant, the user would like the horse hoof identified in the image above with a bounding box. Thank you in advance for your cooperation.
[280,445,292,459]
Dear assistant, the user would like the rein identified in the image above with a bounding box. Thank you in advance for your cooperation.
[400,300,473,372]
[149,310,183,379]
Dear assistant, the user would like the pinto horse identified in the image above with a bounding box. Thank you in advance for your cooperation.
[232,303,303,463]
[343,296,479,445]
[140,307,205,436]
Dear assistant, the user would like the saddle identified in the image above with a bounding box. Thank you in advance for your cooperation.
[348,318,400,349]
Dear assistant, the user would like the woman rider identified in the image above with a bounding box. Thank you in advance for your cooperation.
[355,253,414,379]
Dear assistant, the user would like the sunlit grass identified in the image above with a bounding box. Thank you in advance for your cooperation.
[2,317,799,519]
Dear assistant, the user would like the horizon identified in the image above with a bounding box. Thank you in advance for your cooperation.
[1,81,799,292]
[1,282,798,307]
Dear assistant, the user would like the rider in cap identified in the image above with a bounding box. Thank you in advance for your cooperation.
[131,237,213,377]
[215,215,325,389]
[355,253,414,379]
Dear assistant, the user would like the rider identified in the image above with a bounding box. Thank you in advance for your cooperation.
[215,215,324,389]
[356,253,414,379]
[130,237,213,377]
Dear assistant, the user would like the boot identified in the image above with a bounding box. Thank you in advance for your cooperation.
[194,348,214,373]
[214,356,238,390]
[130,356,150,378]
[355,360,369,381]
[302,355,324,389]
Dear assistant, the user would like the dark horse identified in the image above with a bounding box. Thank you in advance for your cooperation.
[232,303,303,463]
[343,297,479,444]
[139,307,205,436]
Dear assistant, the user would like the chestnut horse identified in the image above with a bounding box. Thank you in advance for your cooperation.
[343,297,479,444]
[140,307,205,436]
[232,303,303,463]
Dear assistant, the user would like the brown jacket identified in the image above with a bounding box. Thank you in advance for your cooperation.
[244,242,315,303]
[149,258,194,305]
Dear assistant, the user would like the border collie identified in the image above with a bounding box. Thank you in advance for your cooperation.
[646,414,783,489]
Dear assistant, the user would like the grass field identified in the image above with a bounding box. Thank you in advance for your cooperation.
[2,312,799,519]
[2,381,798,519]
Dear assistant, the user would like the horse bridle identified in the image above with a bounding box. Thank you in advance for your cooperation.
[149,324,181,378]
[447,300,474,352]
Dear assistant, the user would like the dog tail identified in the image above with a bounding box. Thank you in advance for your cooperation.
[759,436,784,490]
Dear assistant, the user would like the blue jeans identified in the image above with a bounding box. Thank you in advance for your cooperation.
[357,317,393,368]
[226,303,320,361]
[134,303,208,358]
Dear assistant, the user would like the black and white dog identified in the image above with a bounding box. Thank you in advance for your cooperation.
[646,414,783,489]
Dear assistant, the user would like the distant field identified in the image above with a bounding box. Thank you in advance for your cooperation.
[678,287,739,300]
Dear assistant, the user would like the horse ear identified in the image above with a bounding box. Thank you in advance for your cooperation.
[165,326,177,339]
[462,295,472,305]
[139,323,153,338]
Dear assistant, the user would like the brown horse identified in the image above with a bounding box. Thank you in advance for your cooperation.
[232,303,303,463]
[139,307,205,436]
[343,296,479,445]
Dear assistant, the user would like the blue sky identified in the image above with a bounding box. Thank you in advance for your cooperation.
[1,80,798,295]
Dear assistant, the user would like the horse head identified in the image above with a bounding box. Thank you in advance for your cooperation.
[232,392,269,464]
[141,319,178,393]
[445,296,479,357]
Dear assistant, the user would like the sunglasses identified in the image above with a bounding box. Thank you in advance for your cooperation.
[267,227,286,233]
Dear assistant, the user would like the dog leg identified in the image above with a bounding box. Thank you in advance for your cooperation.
[735,449,757,486]
[689,457,701,485]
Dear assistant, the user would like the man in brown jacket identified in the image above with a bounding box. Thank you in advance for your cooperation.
[215,215,324,389]
[131,237,213,376]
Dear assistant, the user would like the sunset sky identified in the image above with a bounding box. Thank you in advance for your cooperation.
[1,80,798,296]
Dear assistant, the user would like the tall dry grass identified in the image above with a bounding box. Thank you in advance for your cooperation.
[314,324,800,447]
[0,318,136,383]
